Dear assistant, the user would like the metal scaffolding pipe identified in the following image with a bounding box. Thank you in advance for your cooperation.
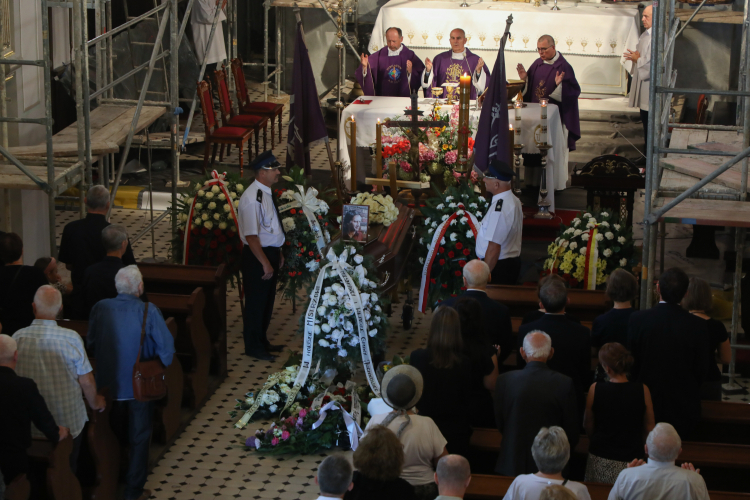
[656,87,750,97]
[80,0,92,186]
[315,0,359,58]
[99,97,171,106]
[0,117,49,124]
[0,59,45,67]
[87,2,168,47]
[89,50,170,100]
[177,0,197,46]
[0,145,50,190]
[670,123,742,131]
[655,147,741,157]
[170,0,180,237]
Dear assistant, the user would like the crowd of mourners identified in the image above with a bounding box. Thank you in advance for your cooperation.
[0,187,730,500]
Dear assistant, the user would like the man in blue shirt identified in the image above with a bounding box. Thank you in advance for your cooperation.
[88,265,175,500]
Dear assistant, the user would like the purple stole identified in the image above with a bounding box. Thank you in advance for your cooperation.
[354,45,424,97]
[526,53,581,151]
[424,49,490,100]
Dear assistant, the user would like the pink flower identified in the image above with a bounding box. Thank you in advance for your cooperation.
[271,437,279,446]
[299,409,307,418]
[399,160,412,173]
[281,430,291,441]
[445,150,458,165]
[418,143,436,163]
[297,417,304,429]
[470,170,479,182]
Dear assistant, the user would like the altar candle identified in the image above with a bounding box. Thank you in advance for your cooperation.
[375,119,382,190]
[509,124,515,165]
[457,73,472,172]
[460,73,472,86]
[540,98,548,145]
[350,116,357,192]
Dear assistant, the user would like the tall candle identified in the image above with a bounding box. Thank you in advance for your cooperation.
[540,98,548,145]
[457,73,472,173]
[508,124,515,166]
[460,73,472,86]
[350,116,357,191]
[375,119,382,191]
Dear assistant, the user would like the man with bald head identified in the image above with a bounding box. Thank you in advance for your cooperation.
[608,423,709,500]
[625,5,653,153]
[435,455,472,499]
[517,35,581,151]
[423,28,490,101]
[356,27,425,97]
[494,331,579,476]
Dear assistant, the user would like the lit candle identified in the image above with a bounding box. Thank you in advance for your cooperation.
[509,124,515,164]
[350,116,357,191]
[457,73,472,173]
[540,98,548,145]
[514,100,522,143]
[460,72,472,86]
[375,119,382,191]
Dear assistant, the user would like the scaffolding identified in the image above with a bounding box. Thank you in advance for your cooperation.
[640,0,750,389]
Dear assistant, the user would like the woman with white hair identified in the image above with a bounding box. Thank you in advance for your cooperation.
[504,427,591,500]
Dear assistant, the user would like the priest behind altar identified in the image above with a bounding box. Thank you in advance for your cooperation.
[422,28,489,101]
[516,35,581,151]
[355,27,425,97]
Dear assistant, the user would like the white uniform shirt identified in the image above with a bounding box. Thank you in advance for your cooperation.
[475,190,523,260]
[421,50,486,94]
[237,180,284,248]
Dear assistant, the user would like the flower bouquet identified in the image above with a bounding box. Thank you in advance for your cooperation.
[170,171,245,280]
[349,192,399,227]
[414,183,489,311]
[542,210,635,289]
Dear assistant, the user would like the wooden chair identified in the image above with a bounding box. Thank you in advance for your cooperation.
[213,68,268,161]
[230,57,284,147]
[197,80,253,177]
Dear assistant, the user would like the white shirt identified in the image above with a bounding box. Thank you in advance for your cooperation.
[504,474,591,500]
[475,190,523,261]
[522,51,563,102]
[628,29,651,111]
[237,180,285,248]
[421,50,486,94]
[190,0,227,65]
[362,44,412,84]
[608,459,709,500]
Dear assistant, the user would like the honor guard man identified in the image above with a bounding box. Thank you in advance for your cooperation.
[476,160,523,285]
[237,152,286,361]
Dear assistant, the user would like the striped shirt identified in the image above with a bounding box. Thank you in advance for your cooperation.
[13,320,93,438]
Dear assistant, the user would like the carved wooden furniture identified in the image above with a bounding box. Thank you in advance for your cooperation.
[27,435,82,500]
[213,68,268,160]
[230,58,284,147]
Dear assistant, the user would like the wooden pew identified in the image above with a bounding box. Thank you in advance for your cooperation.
[470,428,750,469]
[149,289,211,409]
[464,474,750,500]
[486,285,609,322]
[138,263,227,378]
[4,474,31,500]
[153,317,185,443]
[83,391,118,500]
[510,317,593,335]
[27,434,82,500]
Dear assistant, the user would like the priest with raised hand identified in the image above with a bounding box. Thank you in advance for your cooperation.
[355,27,425,97]
[423,28,489,101]
[517,35,581,151]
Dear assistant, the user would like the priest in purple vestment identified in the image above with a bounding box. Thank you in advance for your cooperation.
[517,35,581,151]
[422,28,489,101]
[355,27,425,97]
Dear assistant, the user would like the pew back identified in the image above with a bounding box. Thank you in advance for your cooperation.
[486,285,610,322]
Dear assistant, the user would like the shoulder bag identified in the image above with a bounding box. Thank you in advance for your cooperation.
[132,302,167,401]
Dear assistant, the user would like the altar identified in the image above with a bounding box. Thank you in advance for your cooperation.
[368,0,640,96]
[338,96,568,210]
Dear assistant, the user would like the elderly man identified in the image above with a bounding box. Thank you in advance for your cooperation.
[355,27,425,97]
[88,266,175,500]
[494,331,579,476]
[435,455,472,500]
[79,224,131,318]
[0,335,68,486]
[314,455,353,500]
[12,285,104,472]
[442,259,513,363]
[628,268,709,439]
[517,277,591,398]
[423,28,490,101]
[608,423,709,500]
[58,185,136,318]
[476,160,523,285]
[625,5,652,153]
[517,35,581,151]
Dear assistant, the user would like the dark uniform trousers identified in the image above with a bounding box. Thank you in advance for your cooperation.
[241,245,280,353]
[491,256,522,286]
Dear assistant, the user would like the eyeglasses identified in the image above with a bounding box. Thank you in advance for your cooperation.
[537,46,552,52]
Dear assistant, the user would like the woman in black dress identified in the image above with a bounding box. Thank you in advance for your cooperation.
[682,277,731,401]
[410,306,472,457]
[583,342,655,484]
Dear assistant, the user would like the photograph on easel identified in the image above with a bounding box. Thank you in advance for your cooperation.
[341,204,369,243]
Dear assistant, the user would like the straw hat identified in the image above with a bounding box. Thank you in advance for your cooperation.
[380,365,423,411]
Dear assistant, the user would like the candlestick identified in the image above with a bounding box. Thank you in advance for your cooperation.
[456,73,472,174]
[375,119,383,191]
[514,100,522,144]
[512,143,524,202]
[534,144,554,219]
[350,116,357,192]
[540,98,548,145]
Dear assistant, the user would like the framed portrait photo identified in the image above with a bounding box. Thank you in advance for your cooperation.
[342,204,369,243]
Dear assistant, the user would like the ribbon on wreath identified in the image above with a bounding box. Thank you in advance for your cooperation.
[277,185,327,251]
[583,225,600,291]
[311,400,363,451]
[234,371,284,429]
[281,247,381,416]
[182,170,241,265]
[418,204,480,313]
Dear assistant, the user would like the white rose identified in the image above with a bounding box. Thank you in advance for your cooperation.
[234,201,240,208]
[218,193,226,201]
[211,185,220,194]
[213,213,220,221]
[620,258,628,266]
[268,404,277,413]
[317,306,327,316]
[204,221,213,229]
[230,191,237,199]
[600,221,610,228]
[428,228,434,234]
[282,217,296,232]
[595,233,604,242]
[436,204,445,210]
[614,224,621,231]
[442,214,449,222]
[562,240,569,247]
[419,257,425,264]
[419,238,424,245]
[354,255,364,264]
[326,295,337,306]
[201,213,209,221]
[224,204,231,213]
[314,325,321,334]
[424,218,431,226]
[466,230,473,238]
[194,217,201,225]
[207,202,216,210]
[603,248,612,257]
[236,184,245,193]
[582,233,589,241]
[197,190,205,197]
[605,232,614,240]
[448,202,457,208]
[318,339,330,347]
[194,203,203,211]
[338,349,348,358]
[617,236,626,244]
[369,328,378,337]
[583,213,592,219]
[349,337,359,347]
[205,191,214,199]
[450,233,458,241]
[573,218,581,227]
[586,222,595,229]
[331,329,344,342]
[580,247,587,255]
[569,242,578,250]
[321,323,332,333]
[469,203,478,209]
[445,196,454,202]
[600,211,609,217]
[219,222,227,230]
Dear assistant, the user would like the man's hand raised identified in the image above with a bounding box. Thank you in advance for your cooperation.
[406,60,412,76]
[516,63,527,81]
[555,71,565,86]
[626,459,646,468]
[360,53,369,67]
[425,57,432,73]
[476,58,485,73]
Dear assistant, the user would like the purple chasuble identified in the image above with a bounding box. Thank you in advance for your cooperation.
[526,53,581,151]
[424,49,490,101]
[354,45,425,97]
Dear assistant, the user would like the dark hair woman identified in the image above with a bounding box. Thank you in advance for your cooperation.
[583,342,655,484]
[591,269,638,348]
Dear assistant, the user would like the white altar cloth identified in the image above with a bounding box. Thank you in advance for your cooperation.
[338,96,567,211]
[367,0,640,95]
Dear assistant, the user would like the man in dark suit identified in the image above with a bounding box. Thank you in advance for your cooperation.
[628,267,709,439]
[494,331,579,476]
[517,278,591,395]
[442,259,514,363]
[79,224,130,319]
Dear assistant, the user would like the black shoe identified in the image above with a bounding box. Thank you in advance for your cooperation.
[265,343,284,353]
[246,350,276,361]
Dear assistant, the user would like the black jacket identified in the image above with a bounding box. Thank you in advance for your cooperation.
[442,289,514,363]
[494,362,579,476]
[80,256,124,319]
[627,302,710,438]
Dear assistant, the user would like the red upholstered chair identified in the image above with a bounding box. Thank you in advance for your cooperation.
[197,80,253,177]
[213,68,268,160]
[230,57,284,147]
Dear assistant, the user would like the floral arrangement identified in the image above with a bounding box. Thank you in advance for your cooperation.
[414,183,489,310]
[298,242,389,371]
[349,192,399,226]
[275,166,336,303]
[170,171,245,279]
[542,210,635,289]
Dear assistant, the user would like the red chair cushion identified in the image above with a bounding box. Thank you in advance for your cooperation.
[211,126,251,139]
[228,115,268,128]
[243,102,283,114]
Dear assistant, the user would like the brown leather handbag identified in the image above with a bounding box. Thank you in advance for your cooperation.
[132,302,167,402]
